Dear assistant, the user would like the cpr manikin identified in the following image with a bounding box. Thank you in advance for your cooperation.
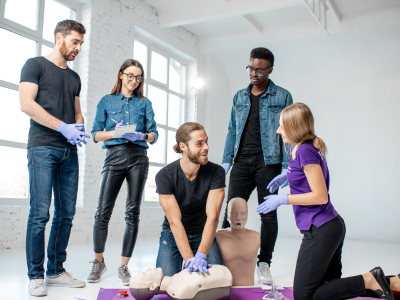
[130,265,232,300]
[216,197,260,286]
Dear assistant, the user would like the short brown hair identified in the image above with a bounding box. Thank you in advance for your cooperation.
[173,122,205,154]
[111,59,146,99]
[54,20,86,40]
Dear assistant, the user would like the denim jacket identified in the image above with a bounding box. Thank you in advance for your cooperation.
[222,80,293,169]
[91,93,158,149]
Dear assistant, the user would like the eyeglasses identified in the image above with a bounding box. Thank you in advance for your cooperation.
[122,72,143,82]
[246,65,271,76]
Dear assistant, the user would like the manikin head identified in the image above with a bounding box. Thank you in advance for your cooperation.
[130,267,164,300]
[173,122,209,165]
[227,198,248,230]
[53,20,86,61]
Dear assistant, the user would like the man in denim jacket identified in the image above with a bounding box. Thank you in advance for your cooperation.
[221,48,293,284]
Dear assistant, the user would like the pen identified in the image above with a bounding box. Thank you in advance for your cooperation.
[111,118,118,123]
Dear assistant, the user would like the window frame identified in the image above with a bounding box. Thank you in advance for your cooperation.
[134,39,188,205]
[0,0,78,205]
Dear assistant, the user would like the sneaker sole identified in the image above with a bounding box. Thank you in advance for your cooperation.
[29,290,48,297]
[117,277,130,286]
[87,266,107,283]
[45,282,86,288]
[259,279,274,285]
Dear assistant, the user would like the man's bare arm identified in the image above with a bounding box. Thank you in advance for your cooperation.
[19,82,62,130]
[74,96,84,124]
[159,194,194,261]
[198,188,225,255]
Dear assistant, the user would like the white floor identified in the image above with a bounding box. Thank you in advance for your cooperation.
[0,236,399,300]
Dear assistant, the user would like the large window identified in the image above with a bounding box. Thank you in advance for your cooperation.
[134,40,186,202]
[0,0,77,203]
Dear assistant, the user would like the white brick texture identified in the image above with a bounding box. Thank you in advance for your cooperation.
[0,0,201,250]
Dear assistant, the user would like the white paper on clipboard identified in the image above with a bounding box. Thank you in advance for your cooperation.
[113,124,137,138]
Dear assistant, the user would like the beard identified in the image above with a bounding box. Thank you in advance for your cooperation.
[187,146,208,165]
[60,41,78,61]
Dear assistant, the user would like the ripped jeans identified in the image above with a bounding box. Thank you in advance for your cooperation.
[155,229,222,276]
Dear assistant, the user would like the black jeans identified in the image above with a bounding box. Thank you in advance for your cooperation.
[294,215,365,300]
[93,144,149,257]
[294,215,393,300]
[222,154,281,265]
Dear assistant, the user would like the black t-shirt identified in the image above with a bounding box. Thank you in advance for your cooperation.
[20,57,81,149]
[155,160,226,235]
[237,91,264,157]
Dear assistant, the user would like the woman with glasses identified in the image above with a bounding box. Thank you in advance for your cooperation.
[88,59,158,285]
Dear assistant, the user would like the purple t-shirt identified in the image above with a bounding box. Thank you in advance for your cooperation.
[287,141,338,230]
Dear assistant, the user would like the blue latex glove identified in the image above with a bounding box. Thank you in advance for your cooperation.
[256,194,289,214]
[116,120,124,127]
[222,163,231,175]
[122,132,143,142]
[57,121,90,146]
[69,124,87,147]
[185,252,212,273]
[267,169,289,193]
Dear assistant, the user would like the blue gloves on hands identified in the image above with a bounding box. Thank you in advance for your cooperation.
[122,132,143,142]
[185,252,212,273]
[267,169,289,193]
[57,122,90,147]
[116,120,124,127]
[256,194,289,214]
[222,163,231,175]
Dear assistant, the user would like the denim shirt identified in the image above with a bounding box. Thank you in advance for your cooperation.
[222,80,293,169]
[91,93,158,149]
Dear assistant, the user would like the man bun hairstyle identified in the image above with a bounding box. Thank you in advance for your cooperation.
[173,122,205,154]
[54,20,86,41]
[250,47,274,67]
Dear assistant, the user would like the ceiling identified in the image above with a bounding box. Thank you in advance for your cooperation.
[144,0,400,51]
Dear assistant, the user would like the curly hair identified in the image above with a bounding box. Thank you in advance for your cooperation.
[250,47,274,67]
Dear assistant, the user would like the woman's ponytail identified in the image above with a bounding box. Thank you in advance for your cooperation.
[312,136,327,158]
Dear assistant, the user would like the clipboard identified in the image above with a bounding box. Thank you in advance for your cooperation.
[113,124,137,138]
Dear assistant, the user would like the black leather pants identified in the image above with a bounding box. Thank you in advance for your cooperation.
[93,143,149,257]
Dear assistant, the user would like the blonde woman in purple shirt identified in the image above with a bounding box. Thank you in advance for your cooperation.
[257,103,399,300]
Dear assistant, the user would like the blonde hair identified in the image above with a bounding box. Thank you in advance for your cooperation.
[280,103,327,160]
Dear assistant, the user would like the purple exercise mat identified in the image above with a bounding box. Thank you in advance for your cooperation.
[97,287,378,300]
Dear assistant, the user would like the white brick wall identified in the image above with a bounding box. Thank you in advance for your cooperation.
[0,0,202,250]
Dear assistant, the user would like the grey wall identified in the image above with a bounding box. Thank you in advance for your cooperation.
[205,24,400,242]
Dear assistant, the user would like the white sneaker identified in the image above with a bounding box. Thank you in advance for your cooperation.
[45,272,86,288]
[29,279,48,297]
[258,262,273,284]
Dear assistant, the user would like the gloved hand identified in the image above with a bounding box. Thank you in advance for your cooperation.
[256,194,288,214]
[267,169,289,193]
[185,252,212,273]
[122,132,143,142]
[57,121,90,147]
[116,120,124,127]
[222,163,231,175]
[69,124,87,147]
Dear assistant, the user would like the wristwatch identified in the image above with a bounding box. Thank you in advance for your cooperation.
[144,133,148,141]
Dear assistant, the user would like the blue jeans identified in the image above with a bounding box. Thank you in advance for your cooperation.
[156,229,222,276]
[26,146,79,279]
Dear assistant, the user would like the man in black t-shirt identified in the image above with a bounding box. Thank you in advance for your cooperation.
[155,122,225,276]
[221,48,293,284]
[19,20,90,297]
